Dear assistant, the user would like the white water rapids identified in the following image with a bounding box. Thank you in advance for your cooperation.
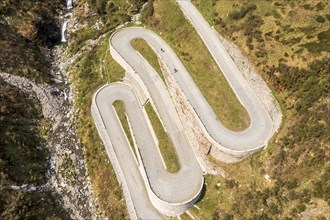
[67,0,73,10]
[61,0,73,43]
[61,20,68,42]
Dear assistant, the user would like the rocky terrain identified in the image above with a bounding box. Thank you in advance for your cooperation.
[1,0,150,219]
[0,70,101,219]
[0,0,103,219]
[2,0,327,219]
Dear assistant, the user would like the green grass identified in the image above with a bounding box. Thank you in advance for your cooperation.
[131,38,165,82]
[113,100,138,161]
[59,153,77,184]
[145,102,180,173]
[142,0,250,132]
[179,212,193,220]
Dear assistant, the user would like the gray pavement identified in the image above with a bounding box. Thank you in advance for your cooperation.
[111,23,272,151]
[94,83,203,218]
[94,84,162,219]
[92,0,276,218]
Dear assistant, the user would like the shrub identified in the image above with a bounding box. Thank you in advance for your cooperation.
[141,0,154,23]
[229,4,257,20]
[303,4,313,11]
[286,179,298,189]
[296,204,306,212]
[225,179,238,189]
[326,14,330,21]
[315,15,326,23]
[316,2,325,11]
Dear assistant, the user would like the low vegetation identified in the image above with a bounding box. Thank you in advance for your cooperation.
[0,189,70,219]
[131,38,164,82]
[0,18,51,83]
[0,81,45,185]
[190,0,330,219]
[113,100,137,160]
[145,102,180,173]
[87,0,147,16]
[69,0,149,55]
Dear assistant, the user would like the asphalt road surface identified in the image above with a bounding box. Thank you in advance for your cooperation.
[92,0,275,218]
[94,83,203,218]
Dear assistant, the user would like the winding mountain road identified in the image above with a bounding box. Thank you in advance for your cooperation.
[92,0,279,219]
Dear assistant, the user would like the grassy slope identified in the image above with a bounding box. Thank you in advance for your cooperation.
[131,38,165,82]
[0,20,51,83]
[113,100,138,160]
[185,0,329,219]
[141,0,250,131]
[0,81,45,185]
[0,189,70,219]
[145,103,180,173]
[70,0,329,219]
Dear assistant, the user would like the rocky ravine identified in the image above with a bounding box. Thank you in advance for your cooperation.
[0,7,104,216]
[1,0,106,218]
[0,67,101,219]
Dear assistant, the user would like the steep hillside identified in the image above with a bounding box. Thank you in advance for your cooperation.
[0,80,45,185]
[0,0,69,218]
[0,0,64,83]
[0,80,69,219]
[1,0,148,218]
[188,0,329,219]
[65,0,329,218]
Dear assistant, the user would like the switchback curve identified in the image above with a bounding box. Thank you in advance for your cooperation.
[92,0,280,218]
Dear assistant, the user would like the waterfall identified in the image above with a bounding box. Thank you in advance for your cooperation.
[61,21,68,42]
[67,0,73,10]
[62,0,73,43]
